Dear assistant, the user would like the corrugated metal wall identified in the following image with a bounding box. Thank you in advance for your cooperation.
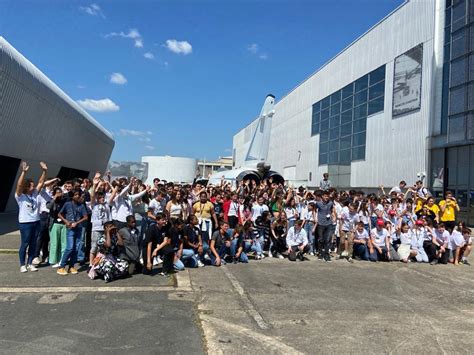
[0,37,114,212]
[233,0,441,188]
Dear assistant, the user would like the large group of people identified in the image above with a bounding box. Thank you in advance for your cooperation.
[14,161,472,282]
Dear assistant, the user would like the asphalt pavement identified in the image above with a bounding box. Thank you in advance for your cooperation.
[1,252,473,354]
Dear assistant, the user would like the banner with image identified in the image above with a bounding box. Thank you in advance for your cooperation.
[392,44,423,117]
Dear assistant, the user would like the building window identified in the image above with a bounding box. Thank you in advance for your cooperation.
[311,64,385,165]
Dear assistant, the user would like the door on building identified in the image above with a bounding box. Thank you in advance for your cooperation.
[445,145,474,226]
[0,155,21,212]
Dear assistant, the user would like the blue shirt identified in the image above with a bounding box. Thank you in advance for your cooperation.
[60,201,87,223]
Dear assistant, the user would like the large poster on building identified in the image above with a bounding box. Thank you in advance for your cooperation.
[108,161,148,181]
[392,44,423,117]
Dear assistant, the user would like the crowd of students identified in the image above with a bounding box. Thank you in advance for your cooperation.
[14,162,472,282]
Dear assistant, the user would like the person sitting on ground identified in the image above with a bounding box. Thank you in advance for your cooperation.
[286,219,310,262]
[145,213,174,276]
[270,212,288,259]
[396,222,417,263]
[411,219,429,263]
[449,227,465,265]
[119,215,142,274]
[183,215,206,266]
[428,223,450,265]
[368,219,392,262]
[209,220,232,266]
[171,218,201,270]
[353,221,370,261]
[231,225,249,263]
[90,222,129,282]
[459,228,472,266]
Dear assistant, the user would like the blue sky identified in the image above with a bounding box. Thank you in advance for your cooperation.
[0,0,404,162]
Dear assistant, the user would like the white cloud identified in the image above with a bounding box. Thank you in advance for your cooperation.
[145,145,155,151]
[77,98,119,112]
[247,43,258,54]
[76,85,86,89]
[110,72,127,85]
[143,52,155,60]
[247,43,268,60]
[138,137,151,142]
[119,129,152,137]
[105,28,143,48]
[79,3,105,18]
[165,39,192,55]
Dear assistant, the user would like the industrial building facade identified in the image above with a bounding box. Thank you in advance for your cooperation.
[233,0,474,224]
[0,37,114,212]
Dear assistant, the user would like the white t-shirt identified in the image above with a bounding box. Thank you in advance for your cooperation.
[434,229,449,246]
[399,231,415,247]
[412,228,426,249]
[91,203,111,232]
[371,227,389,248]
[149,198,166,216]
[301,207,315,223]
[228,201,240,217]
[354,229,369,241]
[284,207,296,220]
[340,208,359,231]
[449,230,465,250]
[15,190,40,223]
[251,203,269,221]
[358,210,370,225]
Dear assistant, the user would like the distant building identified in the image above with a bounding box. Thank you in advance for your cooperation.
[197,156,233,179]
[141,156,197,184]
[0,37,114,213]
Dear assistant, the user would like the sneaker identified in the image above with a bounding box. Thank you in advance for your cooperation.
[20,265,28,273]
[324,257,332,263]
[309,252,315,256]
[197,260,205,268]
[276,253,284,259]
[347,257,354,263]
[204,254,211,261]
[297,252,304,261]
[430,259,439,265]
[341,251,348,257]
[159,271,169,277]
[51,263,61,268]
[69,267,78,275]
[255,255,261,260]
[261,254,265,259]
[57,268,68,276]
[462,260,471,266]
[27,265,38,272]
[153,256,163,266]
[32,257,41,266]
[268,252,273,258]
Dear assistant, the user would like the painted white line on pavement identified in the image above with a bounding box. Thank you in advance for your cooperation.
[0,286,192,293]
[221,265,270,330]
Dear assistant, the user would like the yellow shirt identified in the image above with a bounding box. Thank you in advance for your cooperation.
[193,201,214,219]
[426,204,440,217]
[439,199,456,222]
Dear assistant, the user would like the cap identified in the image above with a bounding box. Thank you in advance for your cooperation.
[376,219,385,226]
[415,219,424,226]
[388,210,396,216]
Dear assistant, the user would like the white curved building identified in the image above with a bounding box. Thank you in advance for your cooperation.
[0,37,114,212]
[142,156,197,184]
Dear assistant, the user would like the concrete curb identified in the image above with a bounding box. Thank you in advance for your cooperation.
[0,249,17,254]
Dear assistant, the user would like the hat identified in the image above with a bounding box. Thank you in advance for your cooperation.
[376,219,385,226]
[415,219,424,226]
[388,210,396,216]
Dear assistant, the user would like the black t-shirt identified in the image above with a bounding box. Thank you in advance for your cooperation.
[145,223,169,247]
[168,227,183,249]
[183,224,199,248]
[214,202,224,217]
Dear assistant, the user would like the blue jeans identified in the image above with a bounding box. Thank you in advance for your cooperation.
[174,248,199,270]
[245,240,262,256]
[19,221,39,266]
[304,222,315,253]
[210,244,232,266]
[369,246,388,262]
[230,239,248,263]
[77,224,87,262]
[353,243,369,260]
[60,226,83,268]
